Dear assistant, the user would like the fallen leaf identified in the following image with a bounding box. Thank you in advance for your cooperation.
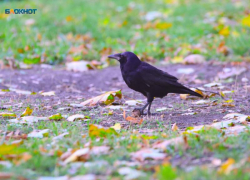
[223,113,250,123]
[67,114,87,122]
[40,91,55,96]
[217,67,247,79]
[53,132,69,140]
[155,22,172,29]
[89,124,118,138]
[218,158,235,174]
[66,61,91,72]
[81,90,122,106]
[125,100,143,106]
[131,148,166,162]
[219,26,230,36]
[126,116,143,124]
[242,15,250,27]
[49,113,63,121]
[64,148,90,164]
[9,116,49,124]
[171,123,179,132]
[192,100,210,105]
[153,137,183,150]
[0,144,25,155]
[224,99,234,103]
[111,123,121,131]
[217,41,229,56]
[20,107,33,117]
[28,129,50,138]
[171,56,183,63]
[204,82,222,88]
[66,15,73,22]
[9,88,33,95]
[156,107,171,112]
[0,112,16,118]
[183,54,205,64]
[90,146,110,155]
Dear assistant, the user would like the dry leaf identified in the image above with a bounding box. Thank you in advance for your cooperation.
[126,116,143,125]
[89,124,118,138]
[111,123,121,131]
[0,112,16,118]
[81,90,122,106]
[67,114,87,122]
[40,91,55,96]
[20,107,33,117]
[66,61,91,72]
[171,123,179,132]
[131,148,166,161]
[183,54,205,64]
[64,148,90,164]
[218,158,235,174]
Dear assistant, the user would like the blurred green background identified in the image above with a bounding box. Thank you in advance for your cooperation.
[0,0,250,65]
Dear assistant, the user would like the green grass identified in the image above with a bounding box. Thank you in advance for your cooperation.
[1,120,250,179]
[0,0,250,65]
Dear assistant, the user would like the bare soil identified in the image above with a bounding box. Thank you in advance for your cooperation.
[1,62,250,130]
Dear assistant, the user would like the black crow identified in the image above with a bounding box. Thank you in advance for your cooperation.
[108,52,202,115]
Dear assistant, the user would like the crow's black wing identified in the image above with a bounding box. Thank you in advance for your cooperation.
[137,62,179,87]
[137,62,203,97]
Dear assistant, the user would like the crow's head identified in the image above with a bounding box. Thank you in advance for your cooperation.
[108,52,141,66]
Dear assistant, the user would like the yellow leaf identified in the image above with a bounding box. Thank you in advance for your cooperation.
[111,123,121,131]
[81,90,122,106]
[0,144,25,155]
[89,124,118,138]
[20,107,33,117]
[49,113,63,120]
[218,158,235,174]
[242,15,250,27]
[171,123,179,132]
[155,22,172,29]
[224,99,234,103]
[0,112,16,118]
[219,26,230,36]
[66,16,73,22]
[219,91,225,98]
[172,56,183,63]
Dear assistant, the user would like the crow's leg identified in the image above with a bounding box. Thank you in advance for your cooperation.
[134,102,149,115]
[146,94,154,115]
[147,102,152,115]
[133,94,153,116]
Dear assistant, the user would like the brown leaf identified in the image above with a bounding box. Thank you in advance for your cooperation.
[171,123,179,132]
[126,116,143,125]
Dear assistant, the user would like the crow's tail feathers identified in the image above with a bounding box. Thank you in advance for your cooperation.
[182,87,203,98]
[171,84,203,98]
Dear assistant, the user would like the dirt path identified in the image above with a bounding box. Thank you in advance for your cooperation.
[1,62,249,129]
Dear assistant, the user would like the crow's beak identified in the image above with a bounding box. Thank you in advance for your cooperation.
[108,53,121,61]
